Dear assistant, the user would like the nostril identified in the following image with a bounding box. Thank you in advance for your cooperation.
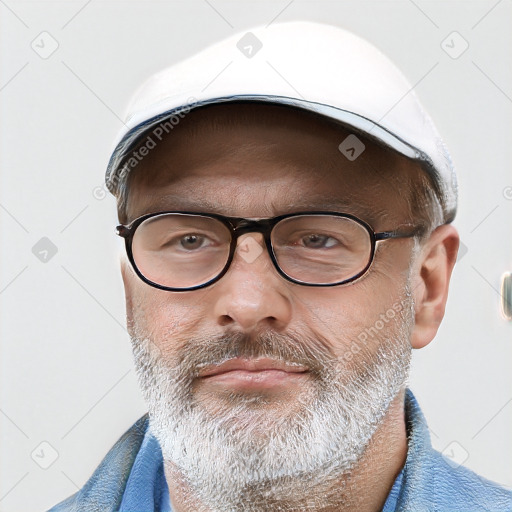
[218,314,233,327]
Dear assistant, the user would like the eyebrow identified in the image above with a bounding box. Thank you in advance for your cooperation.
[135,194,383,224]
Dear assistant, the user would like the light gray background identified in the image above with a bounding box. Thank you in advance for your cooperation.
[1,1,511,511]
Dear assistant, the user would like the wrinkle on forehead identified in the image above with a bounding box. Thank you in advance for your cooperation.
[128,191,390,228]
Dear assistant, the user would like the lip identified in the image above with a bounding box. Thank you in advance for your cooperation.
[198,357,309,378]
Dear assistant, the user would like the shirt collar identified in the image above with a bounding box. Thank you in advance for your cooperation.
[381,388,435,511]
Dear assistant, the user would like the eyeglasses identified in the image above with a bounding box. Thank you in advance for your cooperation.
[116,211,420,292]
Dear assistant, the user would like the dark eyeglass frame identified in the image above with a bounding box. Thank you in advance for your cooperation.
[116,210,422,292]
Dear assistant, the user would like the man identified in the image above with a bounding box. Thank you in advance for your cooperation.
[50,21,512,512]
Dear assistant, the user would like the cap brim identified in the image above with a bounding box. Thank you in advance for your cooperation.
[106,94,438,197]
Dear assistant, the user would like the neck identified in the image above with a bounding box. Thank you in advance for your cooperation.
[164,388,408,512]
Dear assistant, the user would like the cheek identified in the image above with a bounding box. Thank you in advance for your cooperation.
[297,259,412,359]
[123,267,191,346]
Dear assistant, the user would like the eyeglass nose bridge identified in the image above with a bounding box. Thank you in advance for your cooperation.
[228,217,275,236]
[224,217,277,250]
[220,218,284,279]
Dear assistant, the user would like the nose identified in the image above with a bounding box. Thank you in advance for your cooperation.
[212,233,293,332]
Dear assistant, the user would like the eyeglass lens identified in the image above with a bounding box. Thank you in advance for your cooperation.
[131,213,372,288]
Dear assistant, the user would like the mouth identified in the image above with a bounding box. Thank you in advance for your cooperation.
[197,357,310,391]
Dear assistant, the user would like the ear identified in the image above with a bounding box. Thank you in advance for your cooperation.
[410,224,460,349]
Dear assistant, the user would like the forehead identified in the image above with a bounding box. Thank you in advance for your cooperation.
[123,103,420,225]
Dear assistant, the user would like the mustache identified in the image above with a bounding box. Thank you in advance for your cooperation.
[172,328,339,378]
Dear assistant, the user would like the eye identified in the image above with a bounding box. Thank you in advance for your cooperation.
[300,234,340,249]
[161,233,215,252]
[179,234,209,250]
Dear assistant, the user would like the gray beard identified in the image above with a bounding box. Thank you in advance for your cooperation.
[129,295,413,512]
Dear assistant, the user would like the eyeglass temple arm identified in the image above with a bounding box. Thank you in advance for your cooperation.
[375,227,424,241]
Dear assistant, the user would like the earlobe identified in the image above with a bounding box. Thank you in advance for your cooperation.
[410,224,460,349]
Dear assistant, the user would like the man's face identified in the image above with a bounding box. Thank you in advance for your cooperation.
[121,104,420,509]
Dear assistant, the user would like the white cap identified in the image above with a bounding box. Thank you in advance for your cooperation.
[105,20,457,222]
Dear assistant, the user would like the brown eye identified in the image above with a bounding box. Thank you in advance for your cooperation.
[300,234,339,249]
[179,234,209,250]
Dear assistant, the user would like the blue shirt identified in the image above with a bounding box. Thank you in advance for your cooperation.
[49,389,512,511]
